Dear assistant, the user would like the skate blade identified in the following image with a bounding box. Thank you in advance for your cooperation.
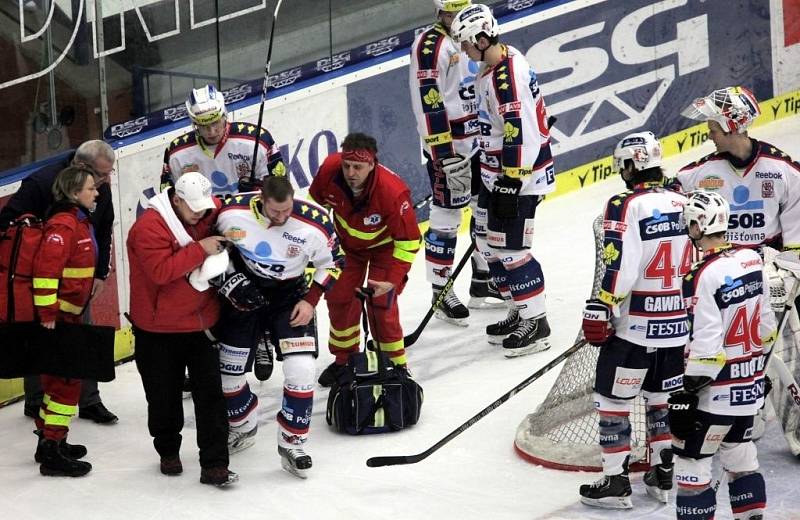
[579,495,633,510]
[503,339,551,358]
[228,437,256,455]
[433,310,469,327]
[645,485,670,503]
[281,458,309,479]
[467,296,506,309]
[487,334,507,345]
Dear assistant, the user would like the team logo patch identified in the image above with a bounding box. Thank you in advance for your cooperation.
[225,227,247,242]
[761,180,774,198]
[236,161,251,178]
[181,164,200,174]
[698,175,724,190]
[286,245,301,257]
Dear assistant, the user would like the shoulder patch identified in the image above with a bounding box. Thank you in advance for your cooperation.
[293,199,334,235]
[416,27,446,70]
[228,123,275,145]
[168,131,197,152]
[758,141,795,163]
[679,151,721,172]
[222,192,258,209]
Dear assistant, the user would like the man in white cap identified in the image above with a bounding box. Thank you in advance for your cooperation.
[127,172,238,487]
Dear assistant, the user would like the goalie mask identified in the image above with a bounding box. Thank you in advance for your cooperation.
[450,4,499,46]
[186,84,227,126]
[681,86,760,134]
[683,190,730,236]
[612,131,663,174]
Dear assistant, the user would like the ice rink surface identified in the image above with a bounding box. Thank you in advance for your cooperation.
[1,116,799,520]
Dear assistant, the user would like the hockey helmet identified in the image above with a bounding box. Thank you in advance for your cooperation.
[683,190,730,236]
[450,4,499,45]
[681,86,760,134]
[612,131,663,174]
[433,0,472,13]
[186,85,227,126]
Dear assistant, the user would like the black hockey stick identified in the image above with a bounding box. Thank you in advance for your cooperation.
[249,0,284,183]
[403,242,475,348]
[366,338,588,467]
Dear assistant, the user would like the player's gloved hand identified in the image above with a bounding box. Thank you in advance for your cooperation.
[237,176,261,193]
[763,374,773,398]
[218,272,266,311]
[582,299,613,345]
[667,390,700,440]
[440,154,472,193]
[490,176,522,219]
[159,171,174,192]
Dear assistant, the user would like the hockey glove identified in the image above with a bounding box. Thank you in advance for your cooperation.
[667,390,700,440]
[440,154,472,194]
[218,272,266,311]
[159,170,174,192]
[490,176,522,219]
[237,176,261,193]
[582,299,614,346]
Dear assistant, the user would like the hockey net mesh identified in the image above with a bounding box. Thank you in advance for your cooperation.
[514,215,648,472]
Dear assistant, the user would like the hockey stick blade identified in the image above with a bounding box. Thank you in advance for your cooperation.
[366,339,588,468]
[403,242,476,348]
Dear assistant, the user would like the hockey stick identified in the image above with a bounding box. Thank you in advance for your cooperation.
[366,338,588,467]
[403,242,476,348]
[249,0,284,183]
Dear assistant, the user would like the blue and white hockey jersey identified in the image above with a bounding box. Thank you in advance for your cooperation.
[677,140,800,250]
[599,184,692,348]
[216,193,343,305]
[474,45,555,196]
[682,246,777,416]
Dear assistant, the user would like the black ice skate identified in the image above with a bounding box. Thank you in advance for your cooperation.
[200,467,239,487]
[468,266,505,309]
[278,446,312,479]
[644,449,674,503]
[502,316,551,357]
[254,332,274,382]
[228,426,257,454]
[34,429,87,463]
[579,470,633,509]
[38,439,92,477]
[486,307,519,344]
[433,286,469,326]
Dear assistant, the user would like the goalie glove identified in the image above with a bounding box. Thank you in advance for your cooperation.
[439,154,472,193]
[218,272,266,311]
[764,247,800,312]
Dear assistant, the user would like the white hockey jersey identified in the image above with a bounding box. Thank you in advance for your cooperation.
[163,122,286,196]
[474,45,555,196]
[682,246,777,416]
[677,140,800,250]
[599,184,692,348]
[216,193,343,299]
[409,23,479,161]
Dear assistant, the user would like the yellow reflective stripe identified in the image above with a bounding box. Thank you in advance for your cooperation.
[366,351,378,372]
[367,237,393,249]
[44,414,72,427]
[58,299,84,315]
[328,335,360,349]
[393,240,420,251]
[33,278,58,289]
[62,267,95,278]
[334,213,386,241]
[598,289,625,307]
[423,131,452,146]
[44,400,78,416]
[33,294,57,306]
[330,324,360,338]
[378,339,404,353]
[372,384,385,427]
[393,247,417,264]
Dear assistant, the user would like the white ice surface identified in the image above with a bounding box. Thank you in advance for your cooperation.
[2,116,799,520]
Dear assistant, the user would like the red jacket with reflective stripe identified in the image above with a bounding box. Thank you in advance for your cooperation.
[32,206,97,322]
[309,153,420,288]
[126,198,221,333]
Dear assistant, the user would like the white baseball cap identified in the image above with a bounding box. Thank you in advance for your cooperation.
[175,172,215,212]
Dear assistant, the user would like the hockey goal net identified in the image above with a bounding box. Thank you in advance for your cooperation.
[513,216,649,472]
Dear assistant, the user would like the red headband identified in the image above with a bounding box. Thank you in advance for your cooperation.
[342,149,376,164]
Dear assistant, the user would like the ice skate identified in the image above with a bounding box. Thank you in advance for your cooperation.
[254,333,274,382]
[278,446,312,479]
[468,269,505,309]
[644,449,673,503]
[579,472,633,509]
[502,316,551,357]
[486,306,519,344]
[228,426,257,454]
[433,286,469,326]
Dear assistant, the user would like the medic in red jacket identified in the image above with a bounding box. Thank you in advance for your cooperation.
[309,133,420,382]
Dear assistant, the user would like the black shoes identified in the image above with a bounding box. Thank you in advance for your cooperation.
[160,455,183,475]
[79,402,119,424]
[38,438,92,477]
[318,361,346,388]
[200,467,239,487]
[34,429,87,462]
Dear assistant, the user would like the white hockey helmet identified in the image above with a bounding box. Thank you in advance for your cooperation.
[681,86,760,134]
[612,131,663,174]
[186,84,227,126]
[683,190,730,235]
[450,4,499,45]
[433,0,472,13]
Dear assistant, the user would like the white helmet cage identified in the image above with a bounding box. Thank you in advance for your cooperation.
[612,131,663,174]
[186,84,227,126]
[450,4,499,46]
[680,86,761,134]
[683,190,731,236]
